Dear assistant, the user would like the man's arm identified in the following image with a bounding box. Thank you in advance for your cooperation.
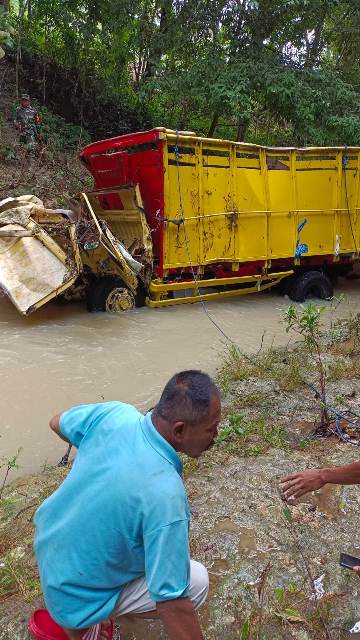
[156,597,203,640]
[281,461,360,500]
[49,413,70,444]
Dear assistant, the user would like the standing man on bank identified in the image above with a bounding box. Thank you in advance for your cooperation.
[14,93,41,152]
[34,370,221,640]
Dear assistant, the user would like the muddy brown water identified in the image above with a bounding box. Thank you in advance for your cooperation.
[1,281,360,478]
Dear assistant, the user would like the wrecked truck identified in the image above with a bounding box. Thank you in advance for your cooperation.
[2,127,360,315]
[0,187,152,314]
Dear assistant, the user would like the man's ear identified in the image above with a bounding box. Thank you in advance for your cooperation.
[173,421,186,444]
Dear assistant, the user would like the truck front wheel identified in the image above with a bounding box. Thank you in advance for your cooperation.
[86,277,135,312]
[288,271,333,302]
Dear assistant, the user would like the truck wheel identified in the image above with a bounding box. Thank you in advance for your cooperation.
[288,271,333,302]
[86,277,135,312]
[275,274,296,296]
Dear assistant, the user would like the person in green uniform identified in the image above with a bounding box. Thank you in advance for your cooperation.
[14,93,41,151]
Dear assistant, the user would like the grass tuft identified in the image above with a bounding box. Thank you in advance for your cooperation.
[216,413,289,458]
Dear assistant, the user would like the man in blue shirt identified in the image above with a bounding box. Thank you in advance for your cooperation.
[34,370,221,640]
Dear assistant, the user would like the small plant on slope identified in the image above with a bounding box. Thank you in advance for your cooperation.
[283,303,330,435]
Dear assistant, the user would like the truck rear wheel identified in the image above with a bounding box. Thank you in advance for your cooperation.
[275,274,296,296]
[87,277,135,312]
[288,271,333,302]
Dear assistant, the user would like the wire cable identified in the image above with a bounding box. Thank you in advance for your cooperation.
[342,146,358,254]
[173,131,245,350]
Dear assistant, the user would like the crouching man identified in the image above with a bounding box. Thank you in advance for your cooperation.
[34,370,221,640]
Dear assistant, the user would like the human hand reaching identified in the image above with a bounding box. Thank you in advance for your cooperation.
[280,469,325,501]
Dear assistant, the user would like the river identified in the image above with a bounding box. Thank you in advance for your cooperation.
[1,281,360,478]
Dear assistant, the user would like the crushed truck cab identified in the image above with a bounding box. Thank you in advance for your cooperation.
[0,196,81,314]
[0,189,151,315]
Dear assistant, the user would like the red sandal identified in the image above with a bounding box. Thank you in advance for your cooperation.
[28,609,114,640]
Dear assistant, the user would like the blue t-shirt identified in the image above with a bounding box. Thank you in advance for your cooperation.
[34,402,190,629]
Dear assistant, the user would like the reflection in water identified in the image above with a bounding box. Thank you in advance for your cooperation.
[0,281,359,477]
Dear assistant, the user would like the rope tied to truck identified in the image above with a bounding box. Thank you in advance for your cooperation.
[342,146,358,255]
[173,130,241,347]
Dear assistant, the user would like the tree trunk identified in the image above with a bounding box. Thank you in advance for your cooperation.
[207,111,219,138]
[236,119,248,142]
[304,15,326,69]
[27,0,32,26]
[15,0,28,98]
[144,0,172,79]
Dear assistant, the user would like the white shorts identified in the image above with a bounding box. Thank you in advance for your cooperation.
[112,560,209,617]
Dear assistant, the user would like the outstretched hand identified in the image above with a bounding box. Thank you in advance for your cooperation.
[280,469,325,501]
[353,567,360,576]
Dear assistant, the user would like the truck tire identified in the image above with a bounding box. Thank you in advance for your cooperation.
[275,274,296,296]
[288,271,333,302]
[86,277,135,312]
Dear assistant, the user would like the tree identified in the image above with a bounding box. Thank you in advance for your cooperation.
[8,0,360,145]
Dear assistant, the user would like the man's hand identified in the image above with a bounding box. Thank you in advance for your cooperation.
[281,461,360,501]
[353,567,360,576]
[156,597,203,640]
[280,469,325,501]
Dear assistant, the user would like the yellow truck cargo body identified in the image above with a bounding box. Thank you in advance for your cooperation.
[162,133,360,269]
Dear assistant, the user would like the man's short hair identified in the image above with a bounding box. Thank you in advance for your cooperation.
[155,370,219,425]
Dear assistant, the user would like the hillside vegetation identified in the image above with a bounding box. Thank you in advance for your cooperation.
[0,60,90,207]
[1,1,360,147]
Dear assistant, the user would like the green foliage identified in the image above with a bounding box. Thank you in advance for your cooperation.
[8,0,360,145]
[283,505,293,524]
[283,303,329,425]
[216,413,288,457]
[33,102,91,150]
[273,607,305,623]
[239,620,250,640]
[0,143,17,161]
[283,302,326,345]
[217,345,254,393]
[0,448,22,499]
[216,413,247,443]
[217,342,304,398]
[0,7,16,58]
[275,586,285,605]
[0,548,41,601]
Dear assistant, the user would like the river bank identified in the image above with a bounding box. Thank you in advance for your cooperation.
[2,303,360,638]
